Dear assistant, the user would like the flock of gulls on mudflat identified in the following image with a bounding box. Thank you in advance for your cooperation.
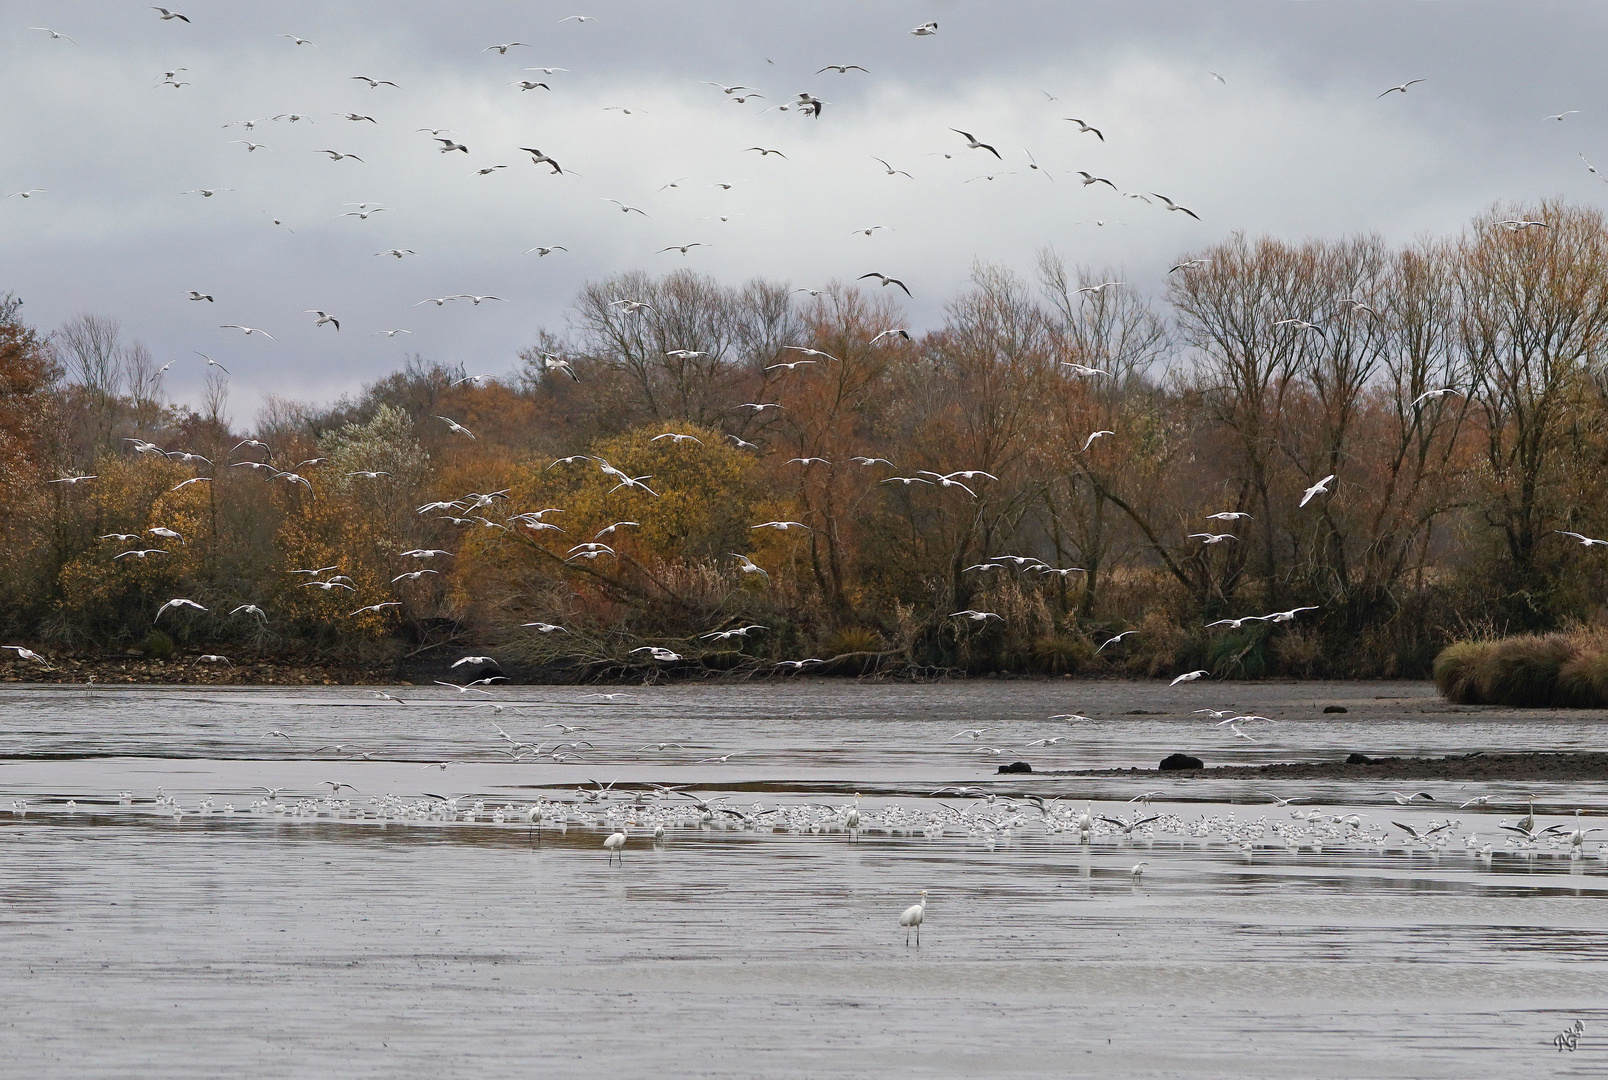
[14,679,1605,948]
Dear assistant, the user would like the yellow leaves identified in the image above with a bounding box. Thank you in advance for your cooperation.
[57,550,151,619]
[517,423,763,562]
[742,498,812,576]
[271,488,393,637]
[50,453,195,626]
[84,453,186,526]
[447,423,776,625]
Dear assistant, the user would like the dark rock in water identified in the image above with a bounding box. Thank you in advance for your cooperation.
[997,761,1032,774]
[1159,752,1203,770]
[1346,752,1373,765]
[1324,705,1348,714]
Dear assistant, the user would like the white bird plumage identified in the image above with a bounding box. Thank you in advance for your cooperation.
[899,890,928,945]
[1299,474,1336,507]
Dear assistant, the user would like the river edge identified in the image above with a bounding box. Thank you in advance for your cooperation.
[1057,751,1608,783]
[0,655,1182,687]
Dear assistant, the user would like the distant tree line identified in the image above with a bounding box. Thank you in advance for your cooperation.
[5,200,1608,679]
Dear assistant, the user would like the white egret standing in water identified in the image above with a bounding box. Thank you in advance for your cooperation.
[900,890,928,946]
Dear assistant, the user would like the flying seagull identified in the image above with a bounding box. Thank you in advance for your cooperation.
[1151,193,1200,219]
[155,598,206,621]
[951,128,1001,159]
[1298,474,1336,507]
[1556,530,1608,548]
[1378,79,1427,98]
[859,272,912,297]
[519,147,564,173]
[1410,387,1462,407]
[1063,118,1104,141]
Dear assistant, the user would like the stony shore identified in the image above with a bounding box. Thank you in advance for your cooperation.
[0,656,397,686]
[1066,751,1608,783]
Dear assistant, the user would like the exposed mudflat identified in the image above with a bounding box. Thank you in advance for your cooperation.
[1070,751,1608,783]
[1,680,1604,1079]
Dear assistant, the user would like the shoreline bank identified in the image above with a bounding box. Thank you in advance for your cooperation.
[1061,751,1608,783]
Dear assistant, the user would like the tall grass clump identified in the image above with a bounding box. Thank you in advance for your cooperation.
[1553,650,1608,707]
[1433,641,1492,703]
[1434,626,1608,706]
[1482,635,1572,705]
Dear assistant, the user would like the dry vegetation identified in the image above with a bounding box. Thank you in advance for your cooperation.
[1433,625,1608,707]
[8,201,1608,682]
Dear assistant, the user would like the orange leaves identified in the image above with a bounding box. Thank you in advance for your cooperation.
[0,297,58,511]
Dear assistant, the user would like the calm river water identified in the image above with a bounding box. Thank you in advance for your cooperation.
[1,679,1603,1078]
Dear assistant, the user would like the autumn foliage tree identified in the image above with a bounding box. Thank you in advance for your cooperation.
[12,202,1608,679]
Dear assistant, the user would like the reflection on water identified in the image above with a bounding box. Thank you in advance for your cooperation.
[0,681,1604,1078]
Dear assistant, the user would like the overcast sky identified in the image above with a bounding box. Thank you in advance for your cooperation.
[4,1,1607,423]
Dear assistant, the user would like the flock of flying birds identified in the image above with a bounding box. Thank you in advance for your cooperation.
[0,8,1299,678]
[8,10,1599,356]
[6,12,1603,679]
[10,416,1337,679]
[13,8,1233,352]
[7,11,1607,987]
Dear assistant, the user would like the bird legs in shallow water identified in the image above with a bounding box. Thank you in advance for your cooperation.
[900,890,927,946]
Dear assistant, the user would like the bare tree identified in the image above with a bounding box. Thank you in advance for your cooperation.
[904,264,1054,614]
[1170,235,1340,608]
[572,270,801,426]
[1458,201,1608,587]
[201,370,230,429]
[1038,253,1171,615]
[55,314,124,401]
